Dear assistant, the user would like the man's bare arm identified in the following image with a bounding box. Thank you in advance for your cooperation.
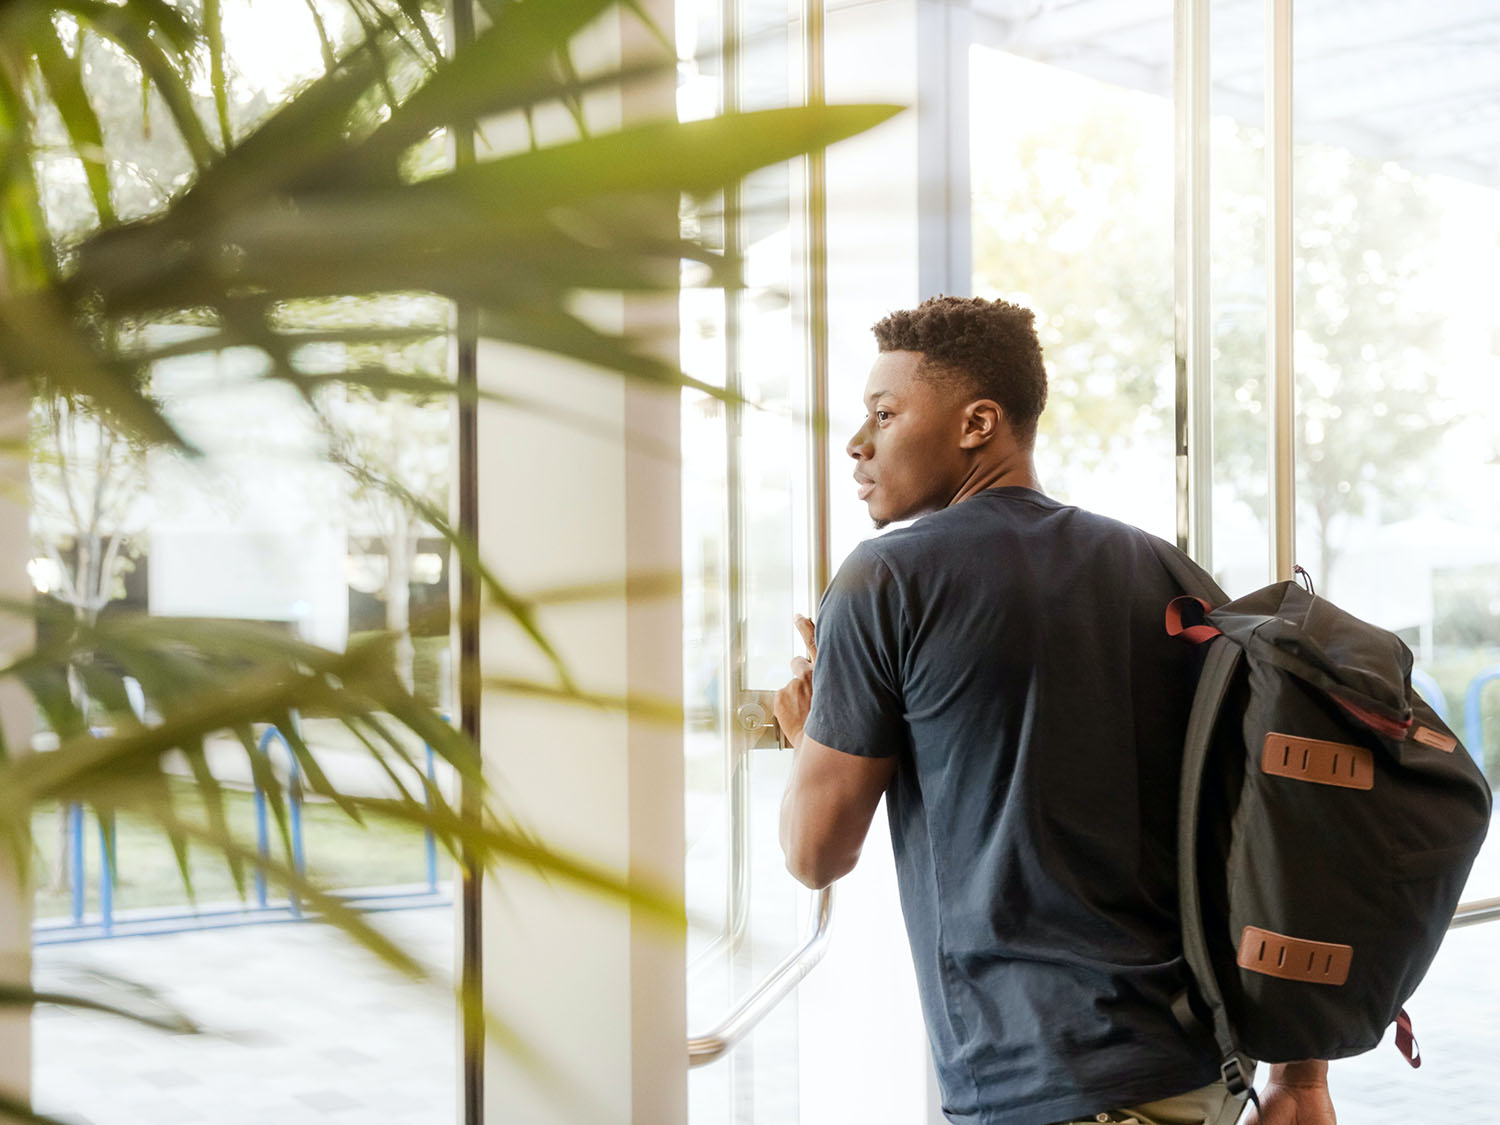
[778,731,895,888]
[772,614,896,889]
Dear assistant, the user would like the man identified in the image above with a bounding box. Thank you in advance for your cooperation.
[772,296,1336,1125]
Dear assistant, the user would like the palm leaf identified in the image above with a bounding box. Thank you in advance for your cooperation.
[238,722,295,864]
[180,736,240,899]
[0,71,56,291]
[57,0,215,169]
[0,1088,75,1125]
[426,104,901,208]
[274,711,365,823]
[0,982,199,1034]
[0,9,903,1115]
[385,0,442,59]
[0,294,189,447]
[28,17,115,225]
[360,0,619,171]
[202,0,232,151]
[299,0,339,71]
[53,0,199,55]
[483,676,683,726]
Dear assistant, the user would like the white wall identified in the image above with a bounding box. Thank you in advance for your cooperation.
[472,7,686,1123]
[474,331,686,1125]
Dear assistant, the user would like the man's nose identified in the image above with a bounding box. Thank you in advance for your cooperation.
[847,421,871,459]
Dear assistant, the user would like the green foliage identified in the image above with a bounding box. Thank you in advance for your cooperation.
[0,0,901,1106]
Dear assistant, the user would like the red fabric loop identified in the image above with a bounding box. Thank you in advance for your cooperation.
[1395,1008,1421,1069]
[1165,596,1221,644]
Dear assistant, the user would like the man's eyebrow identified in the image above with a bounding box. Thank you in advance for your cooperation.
[864,388,895,404]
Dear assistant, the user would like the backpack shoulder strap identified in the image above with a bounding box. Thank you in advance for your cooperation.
[1142,534,1256,1091]
[1177,636,1252,1091]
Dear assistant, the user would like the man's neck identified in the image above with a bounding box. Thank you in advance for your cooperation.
[950,454,1042,506]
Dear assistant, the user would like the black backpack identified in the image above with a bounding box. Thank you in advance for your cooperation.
[1148,538,1492,1097]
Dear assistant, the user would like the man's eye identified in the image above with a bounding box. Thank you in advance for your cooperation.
[875,410,891,422]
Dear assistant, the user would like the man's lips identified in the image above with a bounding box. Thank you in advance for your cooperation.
[854,472,874,500]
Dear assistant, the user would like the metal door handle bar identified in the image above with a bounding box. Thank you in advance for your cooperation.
[687,885,833,1067]
[1450,896,1500,929]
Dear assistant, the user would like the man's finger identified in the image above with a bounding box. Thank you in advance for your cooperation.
[789,655,813,677]
[794,613,817,661]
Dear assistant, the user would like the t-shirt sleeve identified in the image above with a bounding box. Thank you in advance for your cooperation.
[802,541,907,759]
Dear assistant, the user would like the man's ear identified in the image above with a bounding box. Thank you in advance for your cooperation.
[958,399,1005,449]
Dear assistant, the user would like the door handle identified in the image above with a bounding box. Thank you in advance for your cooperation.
[686,884,832,1067]
[734,689,791,750]
[688,689,825,1067]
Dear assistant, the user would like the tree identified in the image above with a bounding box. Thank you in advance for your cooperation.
[972,87,1174,492]
[338,386,449,690]
[1211,133,1455,593]
[969,56,1455,596]
[26,396,151,898]
[29,396,148,634]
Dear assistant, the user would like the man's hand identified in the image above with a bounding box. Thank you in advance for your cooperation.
[773,614,817,747]
[1245,1061,1336,1125]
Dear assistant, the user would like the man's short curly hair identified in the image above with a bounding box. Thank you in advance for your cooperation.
[872,296,1048,446]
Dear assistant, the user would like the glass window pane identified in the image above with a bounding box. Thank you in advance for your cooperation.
[1209,0,1272,592]
[970,13,1176,541]
[1286,7,1500,1113]
[680,3,808,1120]
[27,6,457,1121]
[1290,4,1500,899]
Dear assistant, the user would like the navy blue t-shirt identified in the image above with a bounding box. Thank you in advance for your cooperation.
[803,487,1220,1125]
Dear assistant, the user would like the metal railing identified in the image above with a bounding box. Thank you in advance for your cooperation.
[34,720,449,945]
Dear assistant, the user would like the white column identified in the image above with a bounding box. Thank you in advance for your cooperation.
[0,382,34,1109]
[476,331,684,1125]
[473,10,683,1122]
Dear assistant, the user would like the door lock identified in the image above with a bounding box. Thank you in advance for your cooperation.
[735,691,789,750]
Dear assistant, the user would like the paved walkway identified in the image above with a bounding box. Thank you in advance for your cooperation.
[33,909,456,1125]
[29,837,1500,1123]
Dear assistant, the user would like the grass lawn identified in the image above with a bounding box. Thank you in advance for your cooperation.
[32,778,441,922]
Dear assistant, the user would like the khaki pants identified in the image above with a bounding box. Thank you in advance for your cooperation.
[1053,1081,1245,1125]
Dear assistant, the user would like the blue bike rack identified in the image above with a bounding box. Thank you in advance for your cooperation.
[253,722,307,917]
[1410,667,1450,724]
[39,715,454,944]
[98,819,114,938]
[1464,665,1500,774]
[64,804,117,936]
[424,740,439,893]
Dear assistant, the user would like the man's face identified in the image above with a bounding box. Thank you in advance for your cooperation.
[847,350,970,529]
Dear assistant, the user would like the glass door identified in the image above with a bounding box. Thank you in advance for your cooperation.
[1273,3,1500,1114]
[679,2,825,1122]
